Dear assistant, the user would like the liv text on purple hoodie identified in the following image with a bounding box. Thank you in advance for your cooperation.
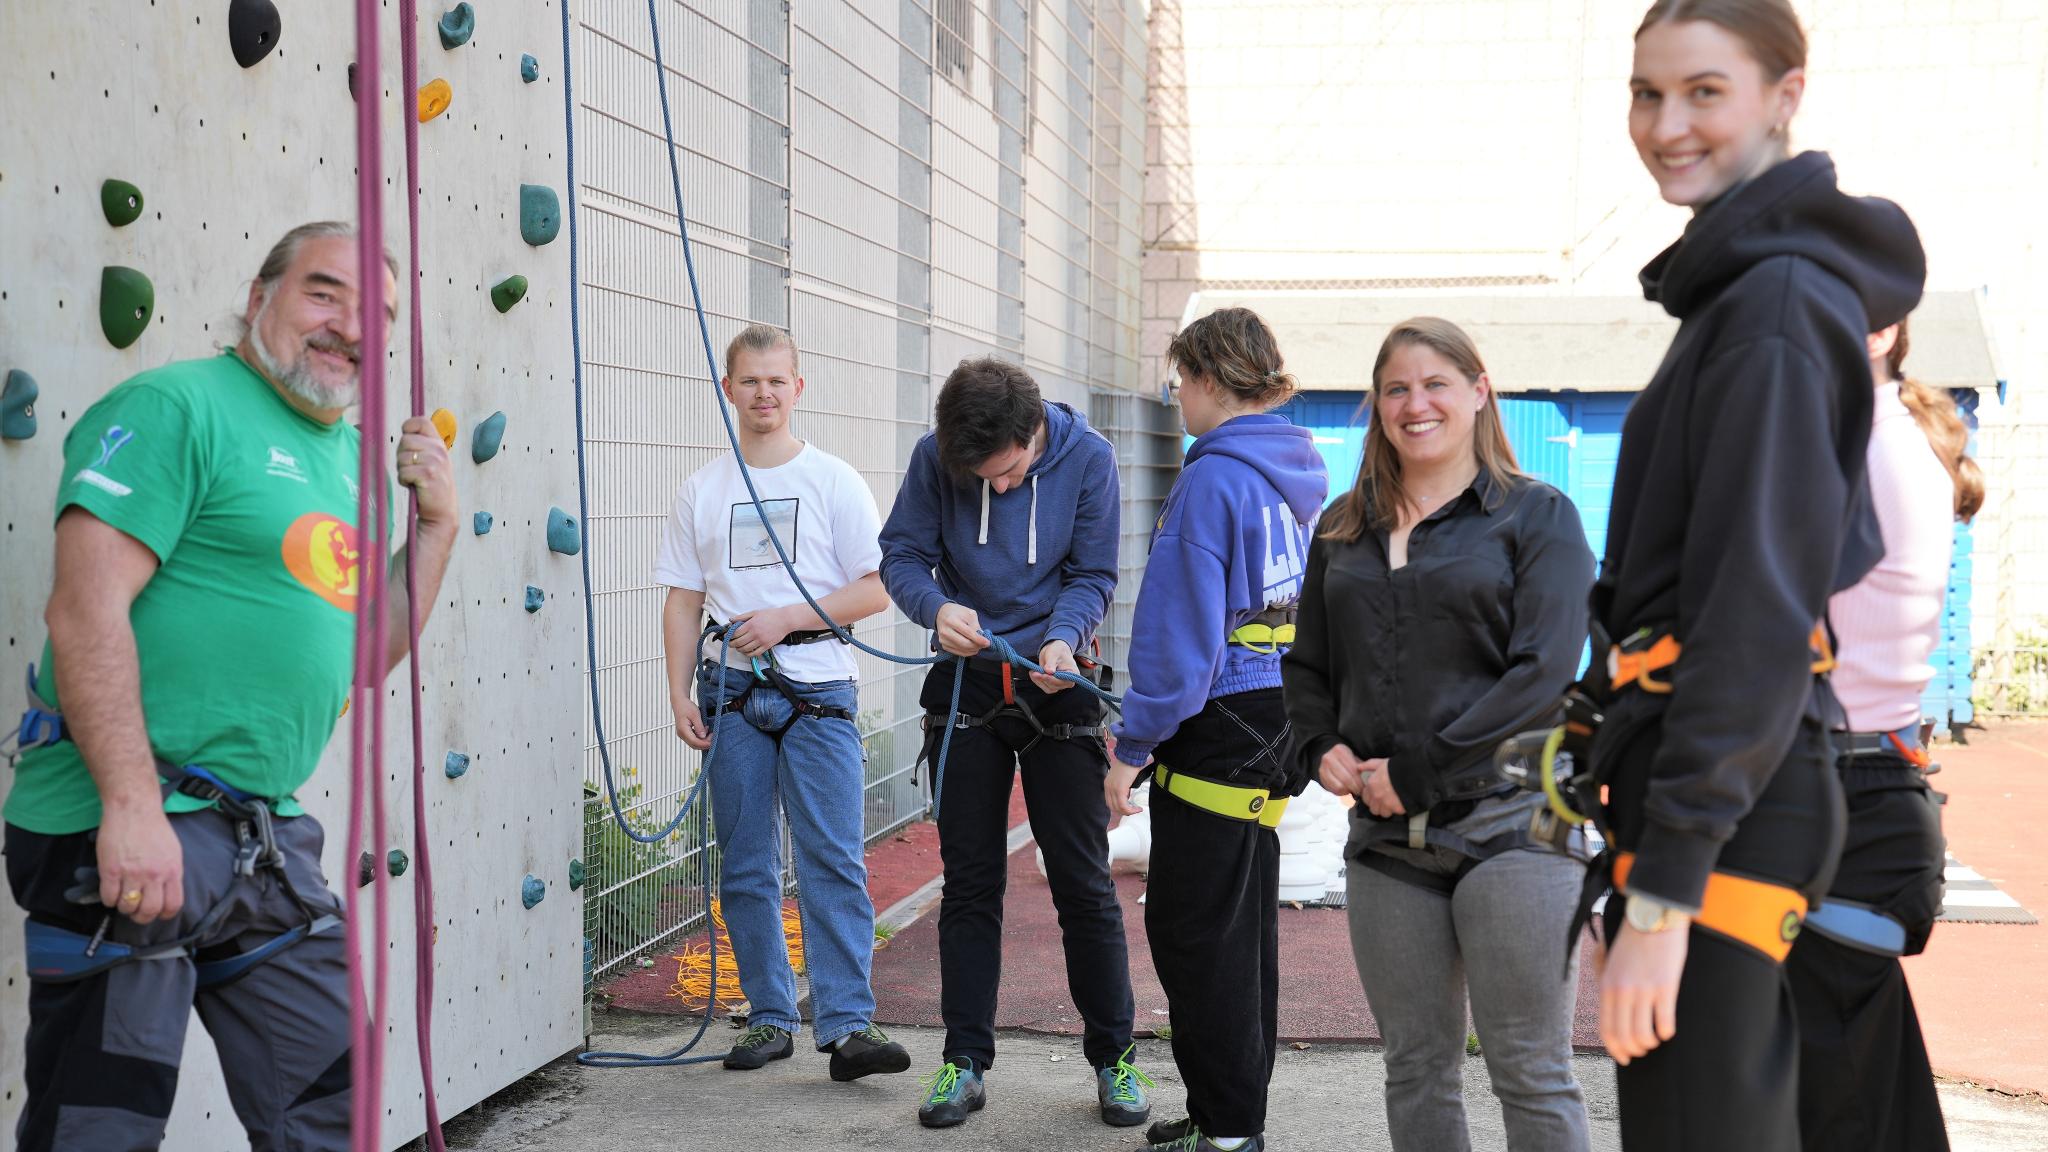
[1112,413,1328,768]
[879,401,1121,658]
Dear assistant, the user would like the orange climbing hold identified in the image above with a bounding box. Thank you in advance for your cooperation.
[430,408,457,448]
[417,78,452,122]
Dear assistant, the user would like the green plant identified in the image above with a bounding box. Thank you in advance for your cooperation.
[583,777,711,964]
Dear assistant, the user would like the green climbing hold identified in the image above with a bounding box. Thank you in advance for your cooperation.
[519,184,560,246]
[521,53,540,82]
[228,0,282,69]
[473,511,493,535]
[546,507,582,556]
[472,410,506,463]
[522,875,546,909]
[100,180,143,227]
[99,266,154,349]
[568,858,587,891]
[2,370,37,441]
[490,274,528,313]
[438,3,475,49]
[524,586,545,613]
[388,849,410,878]
[445,751,471,779]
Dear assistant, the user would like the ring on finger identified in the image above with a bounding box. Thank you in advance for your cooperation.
[120,889,142,906]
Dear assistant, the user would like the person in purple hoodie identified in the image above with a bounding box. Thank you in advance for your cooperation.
[879,357,1149,1132]
[1105,308,1327,1152]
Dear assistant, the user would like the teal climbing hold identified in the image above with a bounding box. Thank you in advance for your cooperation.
[2,370,37,441]
[472,410,506,463]
[99,267,154,349]
[524,586,544,613]
[521,53,540,82]
[568,858,587,891]
[490,274,528,313]
[437,3,475,49]
[546,507,582,556]
[473,511,493,535]
[519,184,560,246]
[100,180,144,227]
[522,875,546,909]
[387,849,410,878]
[445,751,471,779]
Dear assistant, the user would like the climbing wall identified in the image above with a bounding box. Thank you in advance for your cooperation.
[0,3,584,1148]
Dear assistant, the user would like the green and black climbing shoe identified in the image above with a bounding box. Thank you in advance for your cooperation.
[916,1058,986,1128]
[1147,1116,1195,1144]
[828,1025,912,1082]
[1147,1131,1264,1152]
[722,1023,794,1070]
[1096,1045,1153,1127]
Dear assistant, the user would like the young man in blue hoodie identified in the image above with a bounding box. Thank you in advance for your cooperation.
[1106,309,1326,1152]
[878,356,1147,1131]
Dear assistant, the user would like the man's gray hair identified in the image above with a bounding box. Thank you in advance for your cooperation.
[231,222,400,340]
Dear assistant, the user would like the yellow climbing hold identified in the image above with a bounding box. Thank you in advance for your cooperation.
[431,407,457,448]
[417,78,452,122]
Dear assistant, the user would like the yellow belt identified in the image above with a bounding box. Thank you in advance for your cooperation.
[1153,764,1289,828]
[1226,623,1296,653]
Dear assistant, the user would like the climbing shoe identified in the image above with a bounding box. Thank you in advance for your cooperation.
[1148,1132,1264,1152]
[828,1025,912,1082]
[1096,1044,1153,1127]
[916,1058,986,1128]
[722,1023,794,1070]
[1147,1116,1195,1144]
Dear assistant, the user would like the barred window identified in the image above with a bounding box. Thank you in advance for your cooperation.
[937,0,974,85]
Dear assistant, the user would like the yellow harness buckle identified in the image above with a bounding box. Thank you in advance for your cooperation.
[1154,765,1288,828]
[1226,623,1296,654]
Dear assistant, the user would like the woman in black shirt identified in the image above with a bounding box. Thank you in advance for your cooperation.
[1283,317,1594,1152]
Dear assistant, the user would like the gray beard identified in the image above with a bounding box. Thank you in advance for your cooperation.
[249,300,360,410]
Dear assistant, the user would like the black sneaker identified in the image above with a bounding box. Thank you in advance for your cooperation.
[828,1025,912,1082]
[1149,1133,1264,1152]
[1147,1117,1194,1144]
[916,1058,986,1128]
[722,1023,794,1070]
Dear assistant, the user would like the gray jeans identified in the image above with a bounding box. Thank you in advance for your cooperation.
[1346,791,1591,1152]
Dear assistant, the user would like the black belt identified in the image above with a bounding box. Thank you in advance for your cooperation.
[706,616,844,647]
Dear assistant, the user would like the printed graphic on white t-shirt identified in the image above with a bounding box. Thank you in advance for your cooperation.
[730,498,799,570]
[652,444,882,684]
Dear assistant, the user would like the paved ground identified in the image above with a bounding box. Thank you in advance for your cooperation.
[423,1020,2048,1151]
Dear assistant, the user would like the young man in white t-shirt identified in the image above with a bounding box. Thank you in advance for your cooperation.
[654,324,911,1080]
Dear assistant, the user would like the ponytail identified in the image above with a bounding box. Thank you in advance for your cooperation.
[1886,317,1984,523]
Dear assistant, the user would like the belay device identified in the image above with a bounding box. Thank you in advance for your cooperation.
[1493,688,1605,854]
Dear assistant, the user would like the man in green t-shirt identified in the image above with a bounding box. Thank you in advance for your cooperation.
[3,222,458,1152]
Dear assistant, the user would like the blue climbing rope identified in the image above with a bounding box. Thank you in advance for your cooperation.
[559,0,1122,1069]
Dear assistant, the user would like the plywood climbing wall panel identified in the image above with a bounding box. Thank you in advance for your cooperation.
[0,3,583,1148]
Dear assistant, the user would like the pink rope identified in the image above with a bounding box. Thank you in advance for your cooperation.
[349,0,392,1147]
[397,0,449,1146]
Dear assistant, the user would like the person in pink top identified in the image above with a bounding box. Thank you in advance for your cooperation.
[1788,314,1984,1152]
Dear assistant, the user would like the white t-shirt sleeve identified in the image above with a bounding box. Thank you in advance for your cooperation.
[652,472,705,591]
[831,460,884,582]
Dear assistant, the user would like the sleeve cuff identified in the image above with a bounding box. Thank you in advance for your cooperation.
[1113,737,1157,768]
[1299,734,1341,780]
[1622,820,1718,913]
[1043,625,1083,653]
[1384,751,1438,814]
[912,589,949,630]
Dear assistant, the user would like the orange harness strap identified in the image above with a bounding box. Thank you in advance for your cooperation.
[1609,624,1835,696]
[1612,851,1808,963]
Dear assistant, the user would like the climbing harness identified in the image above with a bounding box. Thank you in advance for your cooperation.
[702,624,859,742]
[1225,604,1298,654]
[1606,622,1837,696]
[1151,764,1289,828]
[1801,897,1908,957]
[1612,851,1807,963]
[1838,724,1932,770]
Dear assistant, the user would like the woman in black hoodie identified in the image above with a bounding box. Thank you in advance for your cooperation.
[1593,3,1924,1150]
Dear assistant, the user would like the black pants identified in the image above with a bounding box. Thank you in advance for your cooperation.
[1146,689,1288,1138]
[1597,695,1847,1152]
[1787,750,1949,1151]
[922,662,1135,1070]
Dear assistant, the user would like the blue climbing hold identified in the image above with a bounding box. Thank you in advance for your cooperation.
[444,751,471,779]
[568,858,587,891]
[522,875,546,909]
[473,511,493,535]
[520,53,540,83]
[472,410,506,463]
[437,3,475,49]
[547,507,582,556]
[2,369,37,440]
[519,184,560,246]
[524,586,545,613]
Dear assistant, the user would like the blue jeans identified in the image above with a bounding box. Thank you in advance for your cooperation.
[698,662,876,1047]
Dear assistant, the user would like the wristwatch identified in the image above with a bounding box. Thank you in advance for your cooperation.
[1624,891,1690,934]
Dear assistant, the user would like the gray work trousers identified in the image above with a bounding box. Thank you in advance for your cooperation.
[6,806,352,1152]
[1345,790,1592,1152]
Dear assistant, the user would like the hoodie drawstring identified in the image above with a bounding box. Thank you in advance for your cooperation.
[978,479,991,546]
[1027,475,1038,565]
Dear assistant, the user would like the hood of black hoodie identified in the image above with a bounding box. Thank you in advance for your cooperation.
[1640,151,1924,330]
